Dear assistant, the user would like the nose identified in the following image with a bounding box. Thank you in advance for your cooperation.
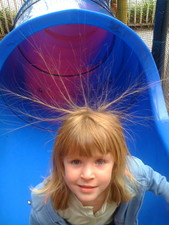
[80,164,95,180]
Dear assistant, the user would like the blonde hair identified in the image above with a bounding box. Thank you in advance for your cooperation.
[34,106,136,209]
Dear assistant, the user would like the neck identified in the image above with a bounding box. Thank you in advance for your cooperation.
[83,191,108,213]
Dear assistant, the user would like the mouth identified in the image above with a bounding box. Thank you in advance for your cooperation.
[78,185,96,192]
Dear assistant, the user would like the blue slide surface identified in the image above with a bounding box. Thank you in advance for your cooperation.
[0,0,169,224]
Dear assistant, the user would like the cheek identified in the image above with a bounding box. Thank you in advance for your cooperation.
[63,173,72,189]
[64,167,79,184]
[101,166,113,185]
[105,173,112,184]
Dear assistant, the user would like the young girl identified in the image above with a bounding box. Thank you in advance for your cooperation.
[30,106,169,225]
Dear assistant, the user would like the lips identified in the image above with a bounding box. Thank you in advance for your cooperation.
[78,185,96,193]
[79,185,96,188]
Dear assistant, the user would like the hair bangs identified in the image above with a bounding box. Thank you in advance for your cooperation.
[62,124,113,158]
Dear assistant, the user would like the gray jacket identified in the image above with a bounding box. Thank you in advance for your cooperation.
[30,157,169,225]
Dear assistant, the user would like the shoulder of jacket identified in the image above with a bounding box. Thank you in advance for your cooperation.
[126,156,147,178]
[30,183,67,224]
[31,182,48,212]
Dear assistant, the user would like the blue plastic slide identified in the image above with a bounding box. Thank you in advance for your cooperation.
[0,0,169,224]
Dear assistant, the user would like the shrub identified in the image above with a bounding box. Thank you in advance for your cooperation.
[0,8,16,36]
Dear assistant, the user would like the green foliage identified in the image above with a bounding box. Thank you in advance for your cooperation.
[128,0,155,25]
[0,8,16,36]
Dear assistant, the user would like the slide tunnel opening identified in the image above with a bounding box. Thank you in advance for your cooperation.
[0,23,145,130]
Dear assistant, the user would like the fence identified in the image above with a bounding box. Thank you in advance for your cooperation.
[0,0,157,38]
[128,0,156,27]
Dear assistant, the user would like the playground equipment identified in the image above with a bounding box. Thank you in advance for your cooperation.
[0,0,169,224]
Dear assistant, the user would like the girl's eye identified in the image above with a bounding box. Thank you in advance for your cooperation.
[96,159,105,165]
[71,160,81,165]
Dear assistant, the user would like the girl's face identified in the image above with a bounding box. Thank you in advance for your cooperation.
[63,152,114,212]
